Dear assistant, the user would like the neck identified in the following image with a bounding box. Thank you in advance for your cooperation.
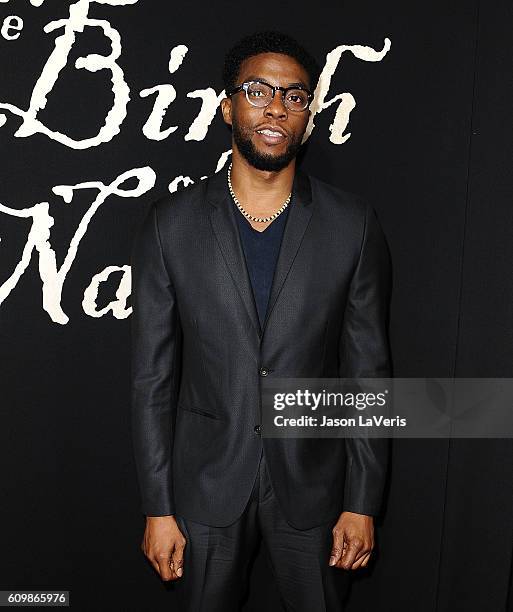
[229,147,295,212]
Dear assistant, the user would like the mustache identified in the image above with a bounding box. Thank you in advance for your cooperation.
[232,121,304,172]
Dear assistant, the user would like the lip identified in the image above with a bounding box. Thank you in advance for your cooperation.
[254,124,288,145]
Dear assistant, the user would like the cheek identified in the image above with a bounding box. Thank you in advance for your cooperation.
[289,117,309,139]
[295,115,310,131]
[234,107,264,131]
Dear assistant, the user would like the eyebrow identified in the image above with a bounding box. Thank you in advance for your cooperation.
[244,76,309,89]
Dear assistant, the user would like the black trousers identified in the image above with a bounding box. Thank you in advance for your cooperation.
[173,449,349,611]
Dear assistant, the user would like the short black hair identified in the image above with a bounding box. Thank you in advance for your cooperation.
[222,31,320,94]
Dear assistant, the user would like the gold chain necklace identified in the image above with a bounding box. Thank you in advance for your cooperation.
[227,163,291,223]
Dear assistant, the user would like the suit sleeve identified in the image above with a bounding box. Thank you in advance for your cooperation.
[130,200,181,517]
[339,201,392,516]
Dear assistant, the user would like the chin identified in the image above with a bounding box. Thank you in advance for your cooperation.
[233,128,298,172]
[253,147,285,162]
[249,156,294,173]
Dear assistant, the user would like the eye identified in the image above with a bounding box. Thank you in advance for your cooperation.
[247,83,272,99]
[286,90,308,106]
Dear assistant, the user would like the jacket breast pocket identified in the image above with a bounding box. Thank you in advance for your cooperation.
[178,403,221,420]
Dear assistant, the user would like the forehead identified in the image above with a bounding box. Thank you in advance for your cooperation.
[237,52,310,88]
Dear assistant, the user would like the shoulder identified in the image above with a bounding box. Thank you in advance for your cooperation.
[151,176,210,220]
[306,172,370,225]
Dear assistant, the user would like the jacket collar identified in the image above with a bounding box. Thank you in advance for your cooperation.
[207,163,313,340]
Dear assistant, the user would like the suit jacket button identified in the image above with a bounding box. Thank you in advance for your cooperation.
[259,368,268,377]
[254,425,261,435]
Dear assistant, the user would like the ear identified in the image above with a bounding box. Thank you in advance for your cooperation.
[220,97,233,127]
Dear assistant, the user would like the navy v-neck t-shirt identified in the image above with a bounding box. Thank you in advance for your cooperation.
[234,201,291,330]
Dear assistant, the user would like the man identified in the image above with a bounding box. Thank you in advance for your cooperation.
[130,31,392,611]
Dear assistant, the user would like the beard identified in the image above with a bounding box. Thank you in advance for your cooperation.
[232,120,303,172]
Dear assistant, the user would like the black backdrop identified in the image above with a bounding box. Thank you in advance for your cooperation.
[1,1,512,610]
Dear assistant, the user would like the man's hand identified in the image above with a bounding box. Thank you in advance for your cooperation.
[141,515,187,581]
[329,511,374,570]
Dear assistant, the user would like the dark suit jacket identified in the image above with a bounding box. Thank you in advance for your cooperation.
[130,164,392,530]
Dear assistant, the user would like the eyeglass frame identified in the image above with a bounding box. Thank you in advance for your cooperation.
[226,79,314,112]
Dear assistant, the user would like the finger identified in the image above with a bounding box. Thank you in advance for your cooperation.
[148,557,161,576]
[329,534,345,566]
[155,554,174,581]
[346,540,373,570]
[351,551,372,570]
[351,543,371,565]
[172,547,185,578]
[337,539,362,569]
[167,557,180,580]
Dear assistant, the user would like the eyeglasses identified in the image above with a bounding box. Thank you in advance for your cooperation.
[226,80,313,112]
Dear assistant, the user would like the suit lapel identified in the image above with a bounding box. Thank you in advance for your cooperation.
[208,166,261,338]
[261,170,313,336]
[207,165,313,340]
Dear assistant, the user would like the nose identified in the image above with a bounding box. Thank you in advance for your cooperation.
[264,90,287,120]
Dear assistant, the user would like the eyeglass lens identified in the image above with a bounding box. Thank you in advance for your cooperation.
[246,82,309,110]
